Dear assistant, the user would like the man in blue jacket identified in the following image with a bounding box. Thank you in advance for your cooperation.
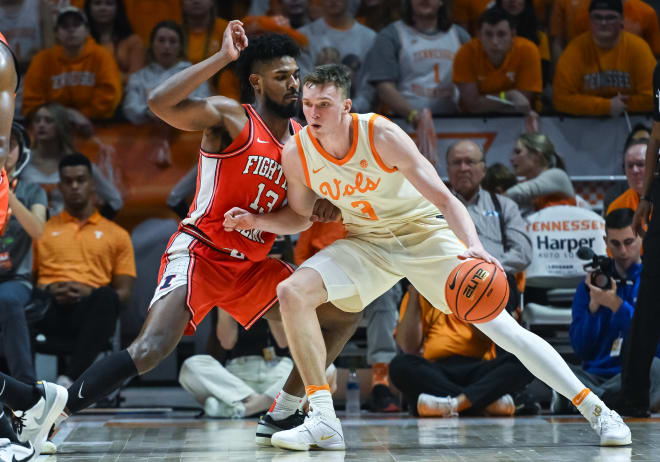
[553,208,660,413]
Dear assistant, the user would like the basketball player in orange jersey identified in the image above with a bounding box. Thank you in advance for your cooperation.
[49,23,361,445]
[0,32,17,233]
[224,64,632,450]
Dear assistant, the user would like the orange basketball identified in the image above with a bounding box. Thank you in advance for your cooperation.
[444,259,509,324]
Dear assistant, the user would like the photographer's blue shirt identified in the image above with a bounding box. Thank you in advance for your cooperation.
[570,261,660,377]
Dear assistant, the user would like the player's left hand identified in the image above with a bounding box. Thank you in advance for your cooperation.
[223,207,256,231]
[311,199,341,223]
[458,246,504,272]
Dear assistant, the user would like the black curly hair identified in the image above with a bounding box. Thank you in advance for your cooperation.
[235,34,300,103]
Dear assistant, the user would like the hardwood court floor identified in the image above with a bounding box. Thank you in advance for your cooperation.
[41,411,659,461]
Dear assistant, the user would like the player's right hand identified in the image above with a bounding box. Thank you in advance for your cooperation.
[632,199,651,237]
[221,20,248,62]
[311,199,342,223]
[224,207,256,231]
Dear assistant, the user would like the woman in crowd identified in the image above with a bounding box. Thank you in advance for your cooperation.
[85,0,144,85]
[506,132,575,215]
[123,21,212,125]
[22,103,123,218]
[181,0,227,65]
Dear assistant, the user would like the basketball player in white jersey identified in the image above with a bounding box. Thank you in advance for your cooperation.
[224,64,632,451]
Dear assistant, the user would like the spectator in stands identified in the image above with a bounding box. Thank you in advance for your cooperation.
[0,123,47,385]
[606,138,647,216]
[84,0,145,86]
[495,0,551,86]
[297,0,376,81]
[181,0,228,65]
[23,103,123,218]
[447,140,532,281]
[282,0,312,29]
[552,0,655,117]
[294,221,402,412]
[123,21,212,124]
[549,0,660,62]
[554,208,660,412]
[123,0,181,45]
[506,132,575,215]
[452,7,542,121]
[482,162,518,194]
[22,6,123,120]
[451,0,489,35]
[179,313,295,418]
[0,0,54,74]
[33,153,135,387]
[602,124,651,213]
[366,0,469,118]
[390,285,534,417]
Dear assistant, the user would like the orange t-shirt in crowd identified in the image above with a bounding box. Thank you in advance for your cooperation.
[399,291,496,361]
[124,0,182,45]
[453,36,543,96]
[22,36,122,118]
[552,31,655,115]
[186,18,228,65]
[293,221,347,265]
[606,187,639,215]
[101,33,145,85]
[550,0,660,55]
[36,210,136,288]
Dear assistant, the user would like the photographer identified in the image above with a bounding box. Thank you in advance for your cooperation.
[553,209,660,412]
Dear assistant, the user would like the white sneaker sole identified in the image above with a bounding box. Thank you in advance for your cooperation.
[600,433,632,446]
[271,434,345,451]
[32,384,68,455]
[255,435,273,447]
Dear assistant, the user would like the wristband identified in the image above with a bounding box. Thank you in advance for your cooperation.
[407,109,418,125]
[500,91,507,100]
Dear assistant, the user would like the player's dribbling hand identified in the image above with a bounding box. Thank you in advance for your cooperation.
[311,199,342,223]
[458,246,504,272]
[221,20,248,62]
[223,207,256,231]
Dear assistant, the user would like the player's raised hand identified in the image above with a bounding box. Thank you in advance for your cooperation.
[311,199,342,223]
[220,20,248,62]
[458,246,504,272]
[224,207,256,231]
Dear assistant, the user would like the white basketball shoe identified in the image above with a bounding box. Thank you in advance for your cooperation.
[589,405,632,446]
[271,408,345,451]
[14,381,68,455]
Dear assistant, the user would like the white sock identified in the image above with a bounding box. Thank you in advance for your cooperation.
[308,389,335,417]
[267,391,304,421]
[574,389,606,422]
[476,310,584,400]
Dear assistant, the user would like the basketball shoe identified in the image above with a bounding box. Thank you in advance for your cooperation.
[13,382,67,455]
[255,410,306,446]
[270,408,345,451]
[589,406,631,446]
[417,393,458,417]
[0,438,35,462]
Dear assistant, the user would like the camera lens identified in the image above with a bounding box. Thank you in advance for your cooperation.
[591,272,610,290]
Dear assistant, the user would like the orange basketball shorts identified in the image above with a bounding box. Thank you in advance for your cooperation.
[150,231,294,335]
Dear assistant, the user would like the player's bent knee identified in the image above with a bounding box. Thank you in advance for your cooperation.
[128,337,173,374]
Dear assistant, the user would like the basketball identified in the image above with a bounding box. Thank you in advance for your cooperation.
[445,259,509,324]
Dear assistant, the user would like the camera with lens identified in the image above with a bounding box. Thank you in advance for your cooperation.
[577,247,618,290]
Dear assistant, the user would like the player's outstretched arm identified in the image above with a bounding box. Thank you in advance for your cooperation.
[372,117,502,269]
[223,138,322,235]
[0,45,17,167]
[148,20,248,131]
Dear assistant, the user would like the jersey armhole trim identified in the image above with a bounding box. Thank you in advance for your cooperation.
[294,133,312,188]
[369,114,398,173]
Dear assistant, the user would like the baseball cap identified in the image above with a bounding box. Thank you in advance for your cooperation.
[589,0,623,14]
[56,6,88,27]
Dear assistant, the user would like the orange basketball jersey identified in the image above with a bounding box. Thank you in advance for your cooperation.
[180,104,302,261]
[0,169,9,235]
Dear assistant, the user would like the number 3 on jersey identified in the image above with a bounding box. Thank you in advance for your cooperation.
[351,200,379,220]
[249,182,279,214]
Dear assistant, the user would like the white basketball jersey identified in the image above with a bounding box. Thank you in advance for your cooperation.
[394,21,462,114]
[295,113,439,234]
